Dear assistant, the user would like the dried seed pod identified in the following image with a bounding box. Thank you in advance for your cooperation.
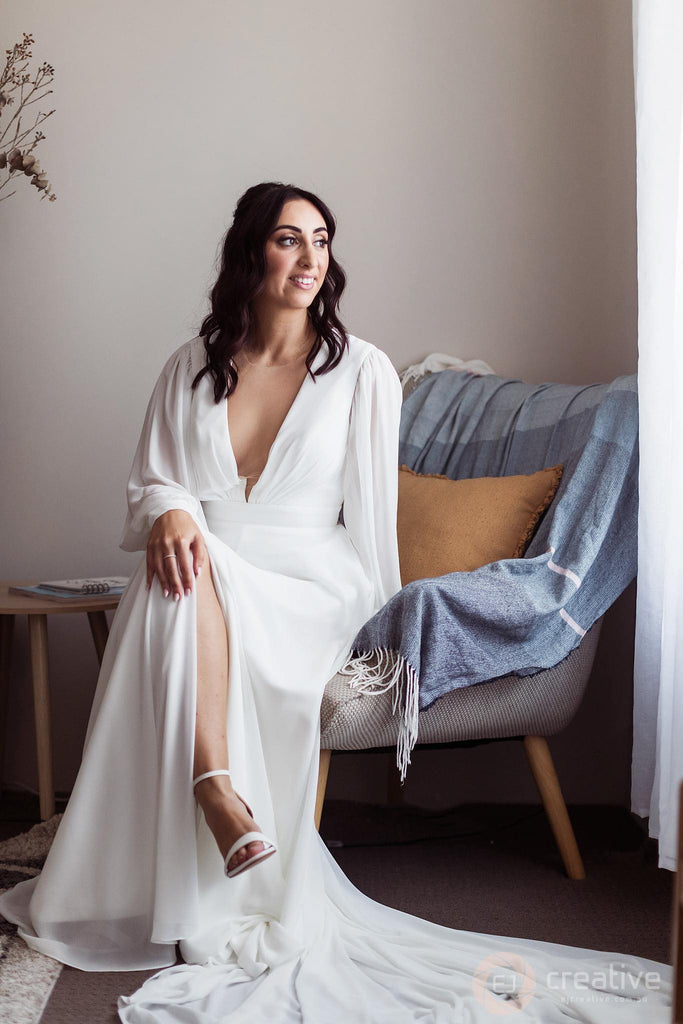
[8,147,23,171]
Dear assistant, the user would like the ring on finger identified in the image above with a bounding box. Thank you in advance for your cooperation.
[163,554,177,561]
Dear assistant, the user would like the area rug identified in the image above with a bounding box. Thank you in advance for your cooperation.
[0,816,63,1024]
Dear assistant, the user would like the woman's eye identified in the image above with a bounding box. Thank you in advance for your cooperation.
[277,235,328,247]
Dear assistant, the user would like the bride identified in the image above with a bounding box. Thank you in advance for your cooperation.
[0,181,671,1022]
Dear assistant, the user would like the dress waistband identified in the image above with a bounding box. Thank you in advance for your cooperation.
[202,500,341,529]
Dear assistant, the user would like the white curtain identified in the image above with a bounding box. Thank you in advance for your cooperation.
[632,0,683,871]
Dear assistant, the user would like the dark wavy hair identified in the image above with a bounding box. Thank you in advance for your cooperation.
[191,182,350,402]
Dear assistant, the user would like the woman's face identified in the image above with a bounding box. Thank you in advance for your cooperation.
[258,198,330,312]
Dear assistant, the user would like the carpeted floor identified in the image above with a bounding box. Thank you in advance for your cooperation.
[0,797,673,1024]
[0,814,64,1024]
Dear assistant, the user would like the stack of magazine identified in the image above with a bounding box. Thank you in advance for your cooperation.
[10,577,129,602]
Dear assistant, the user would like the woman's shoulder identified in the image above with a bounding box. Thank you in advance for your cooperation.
[187,335,208,376]
[155,336,206,380]
[345,333,394,367]
[345,333,401,381]
[345,332,377,357]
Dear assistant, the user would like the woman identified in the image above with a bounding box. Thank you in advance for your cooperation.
[0,183,670,1022]
[138,181,385,880]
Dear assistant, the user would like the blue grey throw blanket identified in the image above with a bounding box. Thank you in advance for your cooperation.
[339,369,639,781]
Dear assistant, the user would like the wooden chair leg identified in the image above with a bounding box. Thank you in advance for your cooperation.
[315,749,332,831]
[523,735,585,880]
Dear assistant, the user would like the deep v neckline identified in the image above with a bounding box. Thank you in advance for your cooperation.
[225,349,319,503]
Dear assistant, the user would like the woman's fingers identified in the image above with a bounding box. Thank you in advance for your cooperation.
[146,511,207,599]
[156,545,189,600]
[190,536,206,579]
[156,550,180,598]
[175,539,196,596]
[152,540,205,599]
[165,557,180,599]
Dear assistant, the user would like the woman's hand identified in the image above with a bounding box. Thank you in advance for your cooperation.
[146,509,207,600]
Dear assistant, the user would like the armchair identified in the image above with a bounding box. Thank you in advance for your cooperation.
[316,355,636,881]
[317,615,603,880]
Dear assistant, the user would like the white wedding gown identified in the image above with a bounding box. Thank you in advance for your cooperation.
[0,334,672,1022]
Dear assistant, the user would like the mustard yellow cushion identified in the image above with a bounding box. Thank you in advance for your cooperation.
[397,464,563,585]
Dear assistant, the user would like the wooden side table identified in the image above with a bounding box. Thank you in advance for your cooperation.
[0,581,122,820]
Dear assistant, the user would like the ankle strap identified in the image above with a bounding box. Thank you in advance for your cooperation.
[193,769,231,787]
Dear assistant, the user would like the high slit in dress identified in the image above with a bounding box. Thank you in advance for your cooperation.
[0,333,671,1022]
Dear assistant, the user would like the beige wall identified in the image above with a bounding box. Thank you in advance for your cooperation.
[1,0,637,807]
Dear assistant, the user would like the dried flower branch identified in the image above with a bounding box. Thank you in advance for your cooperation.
[0,32,56,203]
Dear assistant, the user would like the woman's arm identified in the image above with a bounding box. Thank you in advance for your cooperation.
[342,346,404,612]
[120,344,207,599]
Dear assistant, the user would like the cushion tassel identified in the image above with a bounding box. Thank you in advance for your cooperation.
[339,648,420,784]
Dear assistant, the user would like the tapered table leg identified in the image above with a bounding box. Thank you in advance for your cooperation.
[87,610,110,666]
[28,614,55,820]
[0,615,15,791]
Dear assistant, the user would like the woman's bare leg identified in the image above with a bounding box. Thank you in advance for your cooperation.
[192,563,268,872]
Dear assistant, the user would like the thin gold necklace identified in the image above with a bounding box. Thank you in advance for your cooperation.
[242,342,311,369]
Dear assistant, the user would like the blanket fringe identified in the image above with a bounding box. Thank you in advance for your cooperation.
[338,648,419,785]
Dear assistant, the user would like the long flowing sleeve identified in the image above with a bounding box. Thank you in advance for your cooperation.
[342,346,404,612]
[119,343,204,552]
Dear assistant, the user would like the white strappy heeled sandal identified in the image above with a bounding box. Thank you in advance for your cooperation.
[192,769,278,878]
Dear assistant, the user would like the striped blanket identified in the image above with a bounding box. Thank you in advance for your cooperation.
[340,369,639,781]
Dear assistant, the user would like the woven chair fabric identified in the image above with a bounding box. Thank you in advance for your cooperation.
[320,617,603,749]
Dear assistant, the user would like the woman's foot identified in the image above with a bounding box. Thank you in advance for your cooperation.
[194,776,269,873]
